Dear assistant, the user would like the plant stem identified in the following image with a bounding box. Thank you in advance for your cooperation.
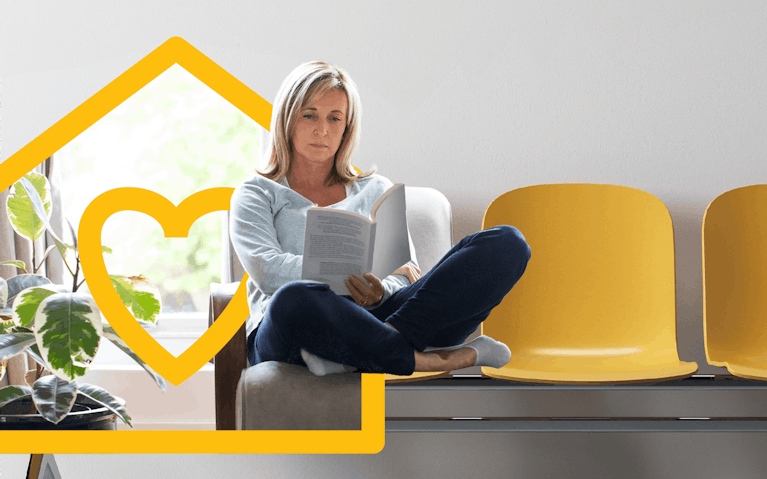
[60,245,76,278]
[72,255,80,293]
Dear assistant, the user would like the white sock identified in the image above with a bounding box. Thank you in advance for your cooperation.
[300,348,357,376]
[423,335,511,368]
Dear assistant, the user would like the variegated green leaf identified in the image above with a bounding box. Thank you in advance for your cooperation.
[0,320,14,334]
[34,293,102,382]
[26,344,47,369]
[0,332,36,361]
[31,374,77,424]
[5,274,53,305]
[11,284,70,328]
[0,260,27,274]
[0,385,33,410]
[109,275,162,324]
[103,325,166,392]
[5,173,51,243]
[77,284,152,332]
[17,176,72,261]
[77,383,132,427]
[8,325,32,334]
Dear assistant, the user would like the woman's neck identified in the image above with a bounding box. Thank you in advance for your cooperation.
[288,159,334,191]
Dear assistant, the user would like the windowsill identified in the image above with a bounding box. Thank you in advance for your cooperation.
[146,312,209,334]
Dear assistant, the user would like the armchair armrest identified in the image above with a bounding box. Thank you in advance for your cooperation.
[209,281,248,430]
[209,281,363,431]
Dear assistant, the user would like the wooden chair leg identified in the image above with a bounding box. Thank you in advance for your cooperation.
[209,282,247,430]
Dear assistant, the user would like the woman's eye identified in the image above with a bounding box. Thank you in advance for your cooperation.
[331,117,342,122]
[304,114,315,119]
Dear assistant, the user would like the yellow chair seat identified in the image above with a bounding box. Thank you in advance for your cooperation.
[481,184,697,384]
[703,185,767,380]
[483,346,696,384]
[712,361,767,382]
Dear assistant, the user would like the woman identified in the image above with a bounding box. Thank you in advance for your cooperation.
[230,61,531,377]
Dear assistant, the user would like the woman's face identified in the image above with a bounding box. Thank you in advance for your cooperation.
[291,88,348,169]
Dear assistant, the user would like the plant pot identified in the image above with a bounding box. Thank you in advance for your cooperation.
[0,394,123,430]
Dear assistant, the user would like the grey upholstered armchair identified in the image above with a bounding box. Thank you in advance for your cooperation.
[208,186,454,430]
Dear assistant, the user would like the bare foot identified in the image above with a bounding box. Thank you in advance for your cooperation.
[384,323,482,371]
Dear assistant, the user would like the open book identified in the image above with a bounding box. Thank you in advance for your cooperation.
[301,183,411,295]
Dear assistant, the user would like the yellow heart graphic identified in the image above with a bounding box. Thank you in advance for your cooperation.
[79,186,249,386]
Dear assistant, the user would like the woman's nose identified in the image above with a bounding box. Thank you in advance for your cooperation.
[314,121,327,136]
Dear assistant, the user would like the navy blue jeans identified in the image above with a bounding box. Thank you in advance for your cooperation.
[248,225,531,376]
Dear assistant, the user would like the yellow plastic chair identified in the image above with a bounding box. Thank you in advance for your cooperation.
[703,185,767,381]
[480,184,698,384]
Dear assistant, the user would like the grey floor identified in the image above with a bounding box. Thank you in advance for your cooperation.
[4,432,767,479]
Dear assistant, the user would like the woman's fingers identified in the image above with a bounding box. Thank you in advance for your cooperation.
[392,263,409,279]
[346,273,384,305]
[345,276,363,301]
[411,262,421,276]
[363,273,384,297]
[393,262,421,283]
[409,263,421,282]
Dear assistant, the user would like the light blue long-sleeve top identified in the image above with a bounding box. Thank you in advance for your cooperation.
[229,173,417,339]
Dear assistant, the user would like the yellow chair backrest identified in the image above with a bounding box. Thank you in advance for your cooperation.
[481,184,696,383]
[703,185,767,380]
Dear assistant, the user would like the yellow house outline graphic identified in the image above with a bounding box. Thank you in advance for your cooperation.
[0,37,384,454]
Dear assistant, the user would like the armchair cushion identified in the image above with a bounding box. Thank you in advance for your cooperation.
[236,362,361,430]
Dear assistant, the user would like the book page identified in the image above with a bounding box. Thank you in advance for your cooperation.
[302,210,373,295]
[370,184,411,279]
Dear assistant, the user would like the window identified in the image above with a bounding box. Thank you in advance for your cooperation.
[58,64,265,340]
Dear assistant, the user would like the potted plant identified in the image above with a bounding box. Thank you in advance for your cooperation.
[0,173,166,429]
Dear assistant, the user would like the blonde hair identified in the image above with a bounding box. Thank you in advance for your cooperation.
[258,61,375,187]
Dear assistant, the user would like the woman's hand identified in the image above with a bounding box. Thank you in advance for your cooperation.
[393,261,421,284]
[346,273,385,307]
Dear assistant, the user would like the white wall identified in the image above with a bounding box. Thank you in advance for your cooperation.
[2,1,767,477]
